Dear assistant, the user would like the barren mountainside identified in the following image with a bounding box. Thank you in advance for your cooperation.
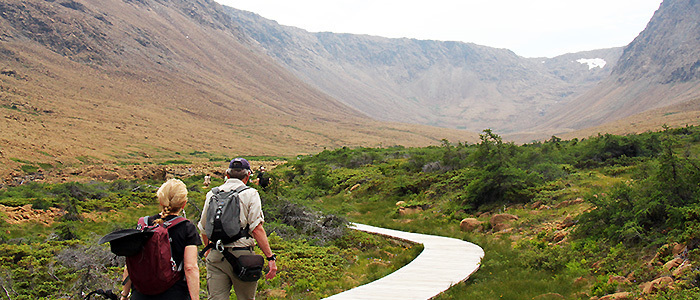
[2,0,699,179]
[0,0,473,176]
[225,7,622,134]
[523,0,700,140]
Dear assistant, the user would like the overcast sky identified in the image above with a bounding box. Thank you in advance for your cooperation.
[214,0,663,58]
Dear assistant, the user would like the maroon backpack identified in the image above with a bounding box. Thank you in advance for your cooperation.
[126,216,187,295]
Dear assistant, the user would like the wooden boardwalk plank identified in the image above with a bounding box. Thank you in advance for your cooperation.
[323,223,484,300]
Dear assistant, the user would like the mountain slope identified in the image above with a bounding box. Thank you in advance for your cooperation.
[225,7,622,134]
[0,0,474,176]
[528,0,700,139]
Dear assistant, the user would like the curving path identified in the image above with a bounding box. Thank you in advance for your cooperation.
[323,223,484,300]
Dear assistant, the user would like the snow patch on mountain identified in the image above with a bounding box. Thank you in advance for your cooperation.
[576,58,606,70]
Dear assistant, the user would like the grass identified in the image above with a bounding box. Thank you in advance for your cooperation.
[434,236,585,300]
[20,164,38,173]
[277,161,626,299]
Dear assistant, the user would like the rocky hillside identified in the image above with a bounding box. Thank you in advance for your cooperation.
[225,7,622,135]
[0,0,473,176]
[528,0,700,139]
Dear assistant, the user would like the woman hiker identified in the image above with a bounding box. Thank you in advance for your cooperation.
[120,179,202,300]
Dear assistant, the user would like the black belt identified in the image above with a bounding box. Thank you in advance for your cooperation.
[199,244,253,258]
[228,246,254,251]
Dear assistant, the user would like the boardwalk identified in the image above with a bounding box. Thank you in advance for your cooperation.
[323,223,484,300]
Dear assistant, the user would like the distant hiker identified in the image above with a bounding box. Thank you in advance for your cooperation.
[203,174,211,188]
[198,158,277,300]
[254,166,269,191]
[120,179,202,300]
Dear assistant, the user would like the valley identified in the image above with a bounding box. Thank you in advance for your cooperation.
[1,0,700,299]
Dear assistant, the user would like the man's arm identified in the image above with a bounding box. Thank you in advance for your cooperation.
[200,233,211,257]
[250,223,277,279]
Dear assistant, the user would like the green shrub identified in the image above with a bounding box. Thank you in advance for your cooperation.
[20,165,39,173]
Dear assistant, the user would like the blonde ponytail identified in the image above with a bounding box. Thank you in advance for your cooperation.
[156,179,188,218]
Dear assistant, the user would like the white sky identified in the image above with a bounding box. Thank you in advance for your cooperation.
[214,0,663,58]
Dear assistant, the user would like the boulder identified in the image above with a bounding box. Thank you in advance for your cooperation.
[607,275,630,285]
[641,276,673,294]
[598,292,630,300]
[662,257,683,272]
[491,213,518,224]
[398,206,422,216]
[558,216,576,229]
[460,218,483,232]
[490,213,519,231]
[672,262,693,277]
[672,243,687,256]
[555,198,584,208]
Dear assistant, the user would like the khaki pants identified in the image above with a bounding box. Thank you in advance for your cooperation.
[205,249,258,300]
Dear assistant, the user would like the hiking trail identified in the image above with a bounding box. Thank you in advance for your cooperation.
[323,223,484,300]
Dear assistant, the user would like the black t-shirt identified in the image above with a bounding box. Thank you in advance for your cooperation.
[145,214,202,268]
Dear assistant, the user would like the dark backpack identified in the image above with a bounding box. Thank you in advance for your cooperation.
[258,172,269,188]
[126,216,187,295]
[199,185,251,256]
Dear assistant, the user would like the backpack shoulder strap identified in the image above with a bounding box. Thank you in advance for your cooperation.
[163,216,187,229]
[233,185,251,194]
[137,216,149,230]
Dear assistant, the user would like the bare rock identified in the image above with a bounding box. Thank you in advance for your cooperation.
[555,198,585,208]
[491,213,519,231]
[491,213,518,224]
[672,243,687,256]
[641,276,673,294]
[672,262,693,277]
[662,257,684,272]
[598,292,630,300]
[460,218,483,232]
[607,275,630,285]
[551,230,569,243]
[530,200,543,209]
[558,216,577,229]
[398,206,422,216]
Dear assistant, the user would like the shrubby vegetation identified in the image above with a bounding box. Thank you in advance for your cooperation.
[3,125,700,299]
[0,175,419,299]
[269,125,700,299]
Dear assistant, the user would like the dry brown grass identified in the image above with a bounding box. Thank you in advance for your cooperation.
[0,0,476,177]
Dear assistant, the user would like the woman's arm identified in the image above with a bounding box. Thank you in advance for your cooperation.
[183,245,200,300]
[120,266,131,300]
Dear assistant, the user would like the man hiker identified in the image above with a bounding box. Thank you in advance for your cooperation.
[198,158,277,300]
[254,166,269,191]
[203,174,211,188]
